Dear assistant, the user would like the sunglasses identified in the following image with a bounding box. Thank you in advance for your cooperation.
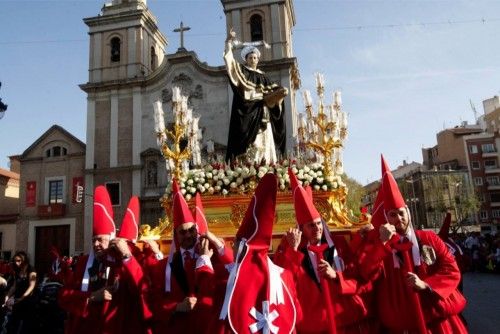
[177,226,197,236]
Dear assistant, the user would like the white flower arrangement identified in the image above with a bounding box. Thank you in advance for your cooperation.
[163,160,346,199]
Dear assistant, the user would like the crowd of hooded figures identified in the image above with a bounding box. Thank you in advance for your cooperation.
[0,156,472,334]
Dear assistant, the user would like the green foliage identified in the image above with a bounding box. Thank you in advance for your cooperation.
[341,173,366,218]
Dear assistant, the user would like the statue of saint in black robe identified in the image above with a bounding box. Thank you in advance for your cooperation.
[224,39,287,164]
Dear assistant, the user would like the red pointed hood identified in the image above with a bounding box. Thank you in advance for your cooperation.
[381,155,406,213]
[438,212,452,239]
[228,173,297,333]
[193,193,208,235]
[172,179,195,229]
[93,185,116,236]
[304,184,313,200]
[288,168,320,225]
[235,173,277,247]
[117,196,140,242]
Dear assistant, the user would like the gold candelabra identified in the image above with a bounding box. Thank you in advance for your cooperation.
[299,73,348,181]
[154,88,193,182]
[158,122,191,182]
[297,74,359,228]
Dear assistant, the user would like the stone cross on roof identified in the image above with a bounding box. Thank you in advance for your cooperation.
[173,21,191,52]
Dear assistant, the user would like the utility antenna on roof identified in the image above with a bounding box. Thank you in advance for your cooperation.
[470,99,478,122]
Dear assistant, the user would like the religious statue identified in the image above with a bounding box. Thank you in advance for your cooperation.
[224,28,288,164]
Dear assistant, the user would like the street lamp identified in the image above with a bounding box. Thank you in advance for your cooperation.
[0,82,7,120]
[448,180,462,227]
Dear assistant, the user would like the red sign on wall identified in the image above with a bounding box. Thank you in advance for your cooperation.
[26,181,36,207]
[72,177,84,204]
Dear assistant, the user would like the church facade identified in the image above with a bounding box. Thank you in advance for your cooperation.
[80,0,300,251]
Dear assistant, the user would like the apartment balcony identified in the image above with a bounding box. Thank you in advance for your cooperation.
[37,203,66,218]
[490,202,500,207]
[485,168,500,174]
[488,185,500,191]
[482,151,498,158]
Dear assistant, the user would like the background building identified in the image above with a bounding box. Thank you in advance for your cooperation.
[17,125,85,274]
[0,157,20,260]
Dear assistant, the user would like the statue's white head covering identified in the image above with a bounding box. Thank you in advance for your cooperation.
[241,45,261,61]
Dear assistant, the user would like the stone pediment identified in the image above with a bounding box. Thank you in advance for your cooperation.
[146,50,226,88]
[21,124,85,160]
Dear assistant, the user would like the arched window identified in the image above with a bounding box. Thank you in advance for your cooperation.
[45,146,68,158]
[250,14,263,42]
[151,46,157,70]
[146,161,158,186]
[110,37,121,62]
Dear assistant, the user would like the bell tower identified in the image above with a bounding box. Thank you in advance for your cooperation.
[220,0,296,62]
[221,0,300,152]
[84,0,167,83]
[81,0,167,251]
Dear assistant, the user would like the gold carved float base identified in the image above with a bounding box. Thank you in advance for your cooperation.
[143,189,368,254]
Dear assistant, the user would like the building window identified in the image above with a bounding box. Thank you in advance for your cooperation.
[469,145,478,154]
[492,209,500,218]
[105,182,121,206]
[250,14,263,42]
[49,180,64,204]
[45,146,67,158]
[53,146,61,157]
[490,192,500,202]
[484,159,497,170]
[474,177,483,186]
[479,211,488,220]
[487,176,500,185]
[110,37,121,62]
[471,161,481,170]
[151,46,157,70]
[482,143,496,153]
[146,161,158,187]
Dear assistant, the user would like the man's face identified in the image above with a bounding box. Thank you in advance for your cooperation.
[245,52,259,69]
[92,234,110,258]
[302,218,323,244]
[176,222,198,250]
[387,208,410,234]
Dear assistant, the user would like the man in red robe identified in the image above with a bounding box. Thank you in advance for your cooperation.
[358,156,467,334]
[147,182,232,334]
[58,186,150,334]
[274,169,373,334]
[211,173,300,334]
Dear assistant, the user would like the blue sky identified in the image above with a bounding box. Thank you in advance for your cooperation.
[1,0,499,184]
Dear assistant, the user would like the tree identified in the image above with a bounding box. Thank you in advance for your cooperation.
[341,173,366,218]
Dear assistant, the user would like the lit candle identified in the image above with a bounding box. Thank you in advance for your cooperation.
[206,140,214,153]
[172,86,181,103]
[299,113,307,129]
[191,115,199,133]
[315,73,325,88]
[181,96,188,112]
[329,105,336,123]
[334,91,342,107]
[303,90,312,107]
[342,112,348,128]
[153,100,165,133]
[186,108,193,124]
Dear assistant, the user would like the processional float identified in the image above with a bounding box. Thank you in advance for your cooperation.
[140,74,368,246]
